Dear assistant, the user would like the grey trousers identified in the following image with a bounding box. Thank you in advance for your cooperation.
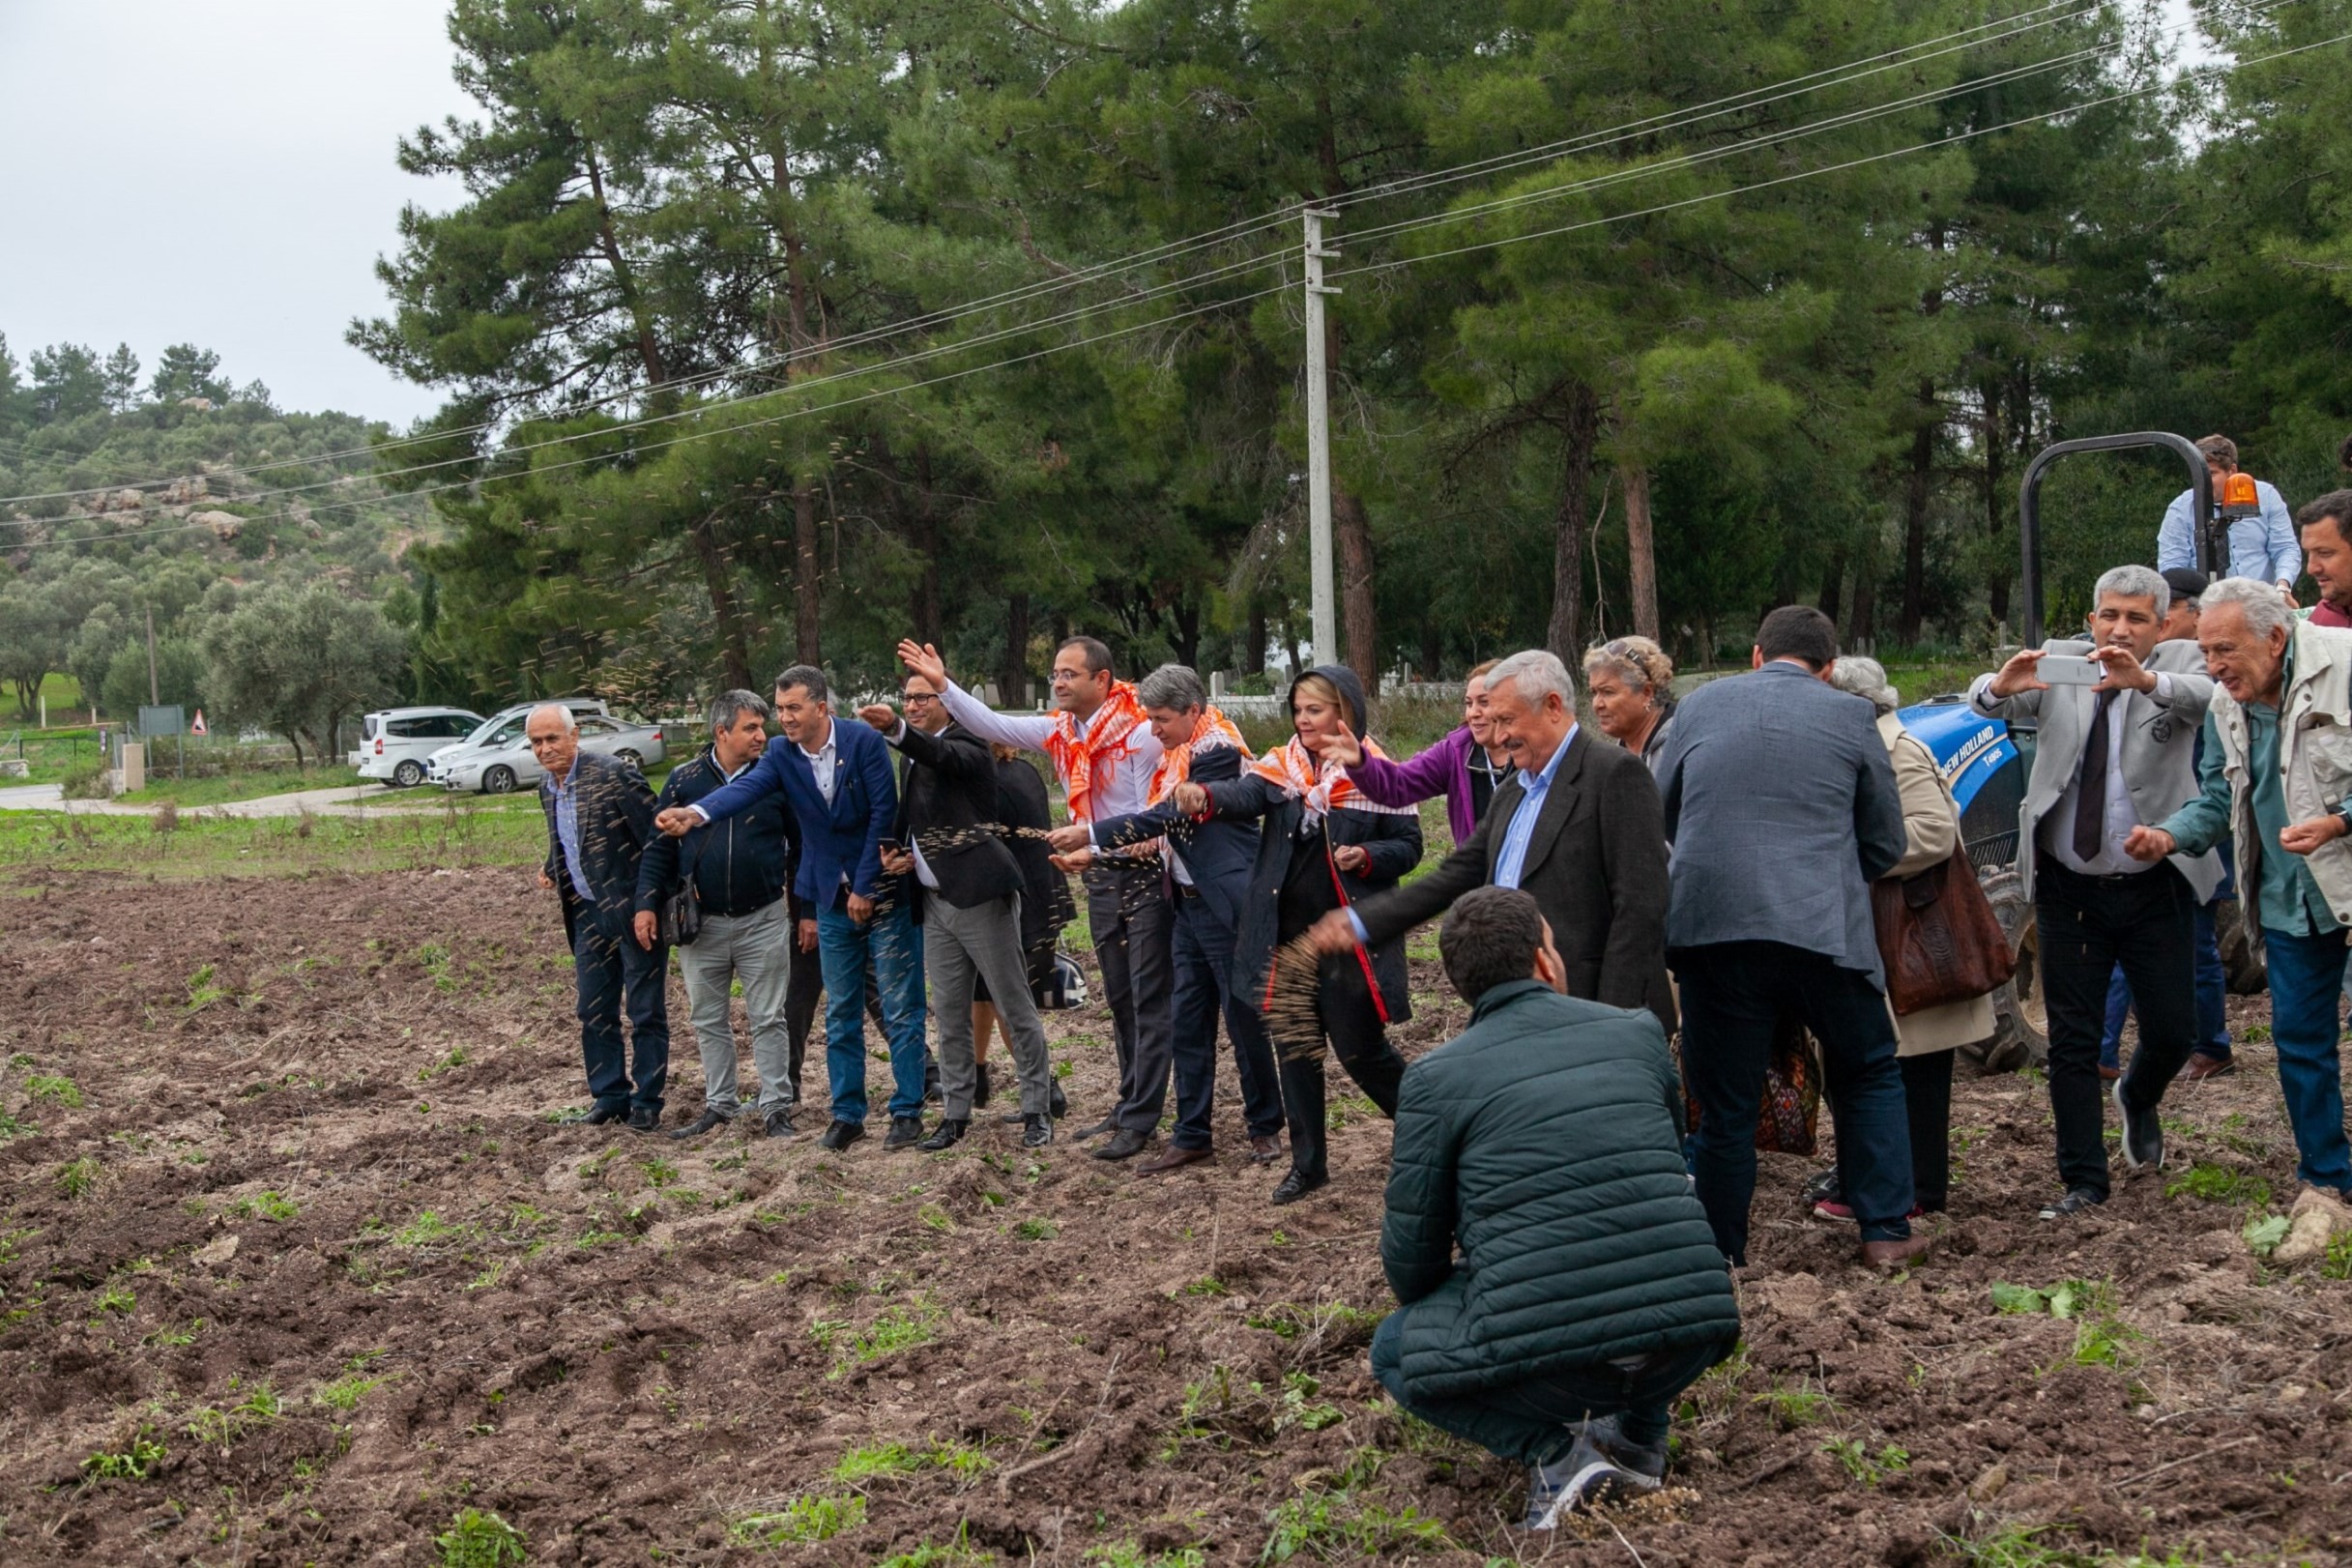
[927,892,1054,1119]
[677,898,796,1113]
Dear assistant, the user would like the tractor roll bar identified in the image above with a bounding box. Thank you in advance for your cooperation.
[2018,431,2211,647]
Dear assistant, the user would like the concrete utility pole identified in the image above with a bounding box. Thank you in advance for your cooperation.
[1303,209,1341,668]
[145,604,159,705]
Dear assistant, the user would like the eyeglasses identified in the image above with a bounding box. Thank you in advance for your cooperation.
[1049,669,1089,685]
[904,691,940,705]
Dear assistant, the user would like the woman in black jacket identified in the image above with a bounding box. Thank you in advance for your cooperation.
[1178,664,1422,1205]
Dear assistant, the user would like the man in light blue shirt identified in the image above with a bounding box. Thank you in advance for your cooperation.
[2155,434,2299,594]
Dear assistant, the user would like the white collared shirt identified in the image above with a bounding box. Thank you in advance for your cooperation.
[799,718,840,806]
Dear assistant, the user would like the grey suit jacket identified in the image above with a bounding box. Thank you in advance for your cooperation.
[1964,638,2217,905]
[1657,661,1908,985]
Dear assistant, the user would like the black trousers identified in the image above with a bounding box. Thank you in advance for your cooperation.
[1281,951,1406,1180]
[1087,860,1176,1132]
[1901,1050,1954,1213]
[571,907,670,1113]
[2034,857,2197,1199]
[1673,940,1913,1262]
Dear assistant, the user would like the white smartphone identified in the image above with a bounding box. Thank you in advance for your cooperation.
[2040,653,2101,686]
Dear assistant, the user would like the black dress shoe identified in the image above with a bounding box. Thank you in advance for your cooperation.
[919,1118,969,1151]
[1270,1168,1329,1205]
[1092,1127,1154,1161]
[763,1107,797,1139]
[2038,1186,2104,1221]
[819,1118,865,1152]
[973,1062,993,1111]
[1050,1080,1068,1118]
[626,1104,661,1133]
[1022,1114,1055,1148]
[1071,1113,1119,1141]
[578,1103,628,1125]
[668,1108,730,1140]
[2114,1077,2163,1171]
[884,1115,927,1149]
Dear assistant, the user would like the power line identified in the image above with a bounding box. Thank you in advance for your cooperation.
[18,15,2332,557]
[0,1,2106,509]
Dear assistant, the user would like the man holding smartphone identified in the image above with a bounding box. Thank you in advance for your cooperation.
[1969,566,2219,1222]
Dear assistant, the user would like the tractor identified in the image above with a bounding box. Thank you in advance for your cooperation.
[1891,431,2261,1073]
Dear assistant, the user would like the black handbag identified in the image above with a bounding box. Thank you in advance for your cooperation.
[661,836,705,946]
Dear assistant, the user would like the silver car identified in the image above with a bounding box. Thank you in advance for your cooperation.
[436,711,667,794]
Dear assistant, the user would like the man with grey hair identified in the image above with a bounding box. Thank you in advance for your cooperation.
[2127,579,2352,1203]
[1305,647,1674,1031]
[531,701,670,1130]
[1970,564,2217,1220]
[635,689,803,1139]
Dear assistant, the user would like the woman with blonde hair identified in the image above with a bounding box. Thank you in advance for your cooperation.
[1581,637,1676,774]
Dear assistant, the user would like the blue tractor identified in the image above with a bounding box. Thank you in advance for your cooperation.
[1890,430,2258,1074]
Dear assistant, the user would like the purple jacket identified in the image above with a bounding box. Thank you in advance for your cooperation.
[1347,725,1479,845]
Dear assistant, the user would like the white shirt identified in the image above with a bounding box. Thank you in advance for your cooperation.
[937,679,1162,823]
[799,718,840,805]
[1979,674,2173,875]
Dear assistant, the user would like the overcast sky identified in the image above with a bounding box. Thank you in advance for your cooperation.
[0,2,2218,432]
[0,1,471,426]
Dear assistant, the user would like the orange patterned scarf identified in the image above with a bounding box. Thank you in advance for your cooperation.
[1147,706,1251,805]
[1246,736,1417,827]
[1041,680,1147,823]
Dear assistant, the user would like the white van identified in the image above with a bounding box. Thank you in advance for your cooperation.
[353,707,486,788]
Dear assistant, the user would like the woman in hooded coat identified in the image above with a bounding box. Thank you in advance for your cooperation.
[1177,665,1424,1205]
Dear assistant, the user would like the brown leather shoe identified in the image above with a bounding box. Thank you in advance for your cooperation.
[2097,1064,2122,1081]
[1860,1234,1931,1270]
[1248,1135,1283,1164]
[2179,1052,2236,1082]
[1138,1145,1215,1176]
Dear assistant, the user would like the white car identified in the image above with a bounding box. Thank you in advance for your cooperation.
[352,707,485,788]
[434,709,666,795]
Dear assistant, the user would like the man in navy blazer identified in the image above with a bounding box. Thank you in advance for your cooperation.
[657,665,928,1152]
[1053,664,1285,1171]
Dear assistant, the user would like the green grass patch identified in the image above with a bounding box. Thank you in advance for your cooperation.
[831,1437,993,1485]
[436,1506,526,1567]
[231,1190,300,1223]
[80,1432,166,1480]
[23,1073,80,1107]
[729,1493,866,1546]
[1260,1448,1452,1562]
[56,1155,100,1199]
[1089,1543,1208,1568]
[1243,1301,1384,1343]
[2164,1163,2272,1207]
[1823,1437,1910,1486]
[315,1372,387,1412]
[393,1209,474,1247]
[1757,1379,1835,1429]
[1945,1523,2194,1566]
[0,799,547,880]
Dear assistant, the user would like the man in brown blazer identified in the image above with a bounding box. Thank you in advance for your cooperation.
[1303,649,1673,1032]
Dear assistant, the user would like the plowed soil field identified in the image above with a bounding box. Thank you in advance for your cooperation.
[2,867,2349,1566]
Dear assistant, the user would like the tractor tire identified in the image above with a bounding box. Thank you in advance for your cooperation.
[1966,864,2047,1076]
[2213,897,2267,994]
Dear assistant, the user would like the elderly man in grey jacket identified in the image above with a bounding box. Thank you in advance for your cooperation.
[1970,564,2216,1221]
[1658,605,1918,1269]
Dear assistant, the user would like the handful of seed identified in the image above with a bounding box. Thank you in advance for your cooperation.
[1263,936,1329,1062]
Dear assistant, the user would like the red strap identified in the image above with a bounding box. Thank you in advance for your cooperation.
[1323,835,1392,1027]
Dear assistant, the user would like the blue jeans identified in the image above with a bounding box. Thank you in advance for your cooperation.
[572,907,669,1113]
[2257,926,2352,1194]
[1168,891,1285,1149]
[815,900,928,1122]
[2102,901,2227,1068]
[1371,1310,1728,1465]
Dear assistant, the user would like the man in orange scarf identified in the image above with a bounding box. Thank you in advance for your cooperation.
[901,636,1175,1162]
[1049,664,1287,1172]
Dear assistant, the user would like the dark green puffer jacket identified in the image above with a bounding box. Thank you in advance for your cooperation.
[1380,980,1738,1399]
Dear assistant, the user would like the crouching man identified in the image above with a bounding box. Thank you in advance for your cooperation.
[1372,887,1740,1529]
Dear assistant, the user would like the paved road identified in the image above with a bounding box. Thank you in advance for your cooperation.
[0,782,474,819]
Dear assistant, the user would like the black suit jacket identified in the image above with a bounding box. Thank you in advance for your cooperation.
[888,719,1026,915]
[541,749,661,946]
[1089,742,1262,937]
[1203,769,1424,1019]
[1351,726,1673,1032]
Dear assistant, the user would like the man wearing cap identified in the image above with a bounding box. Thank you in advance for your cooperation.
[2157,434,2299,597]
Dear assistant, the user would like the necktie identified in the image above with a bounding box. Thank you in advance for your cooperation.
[2071,688,2117,862]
